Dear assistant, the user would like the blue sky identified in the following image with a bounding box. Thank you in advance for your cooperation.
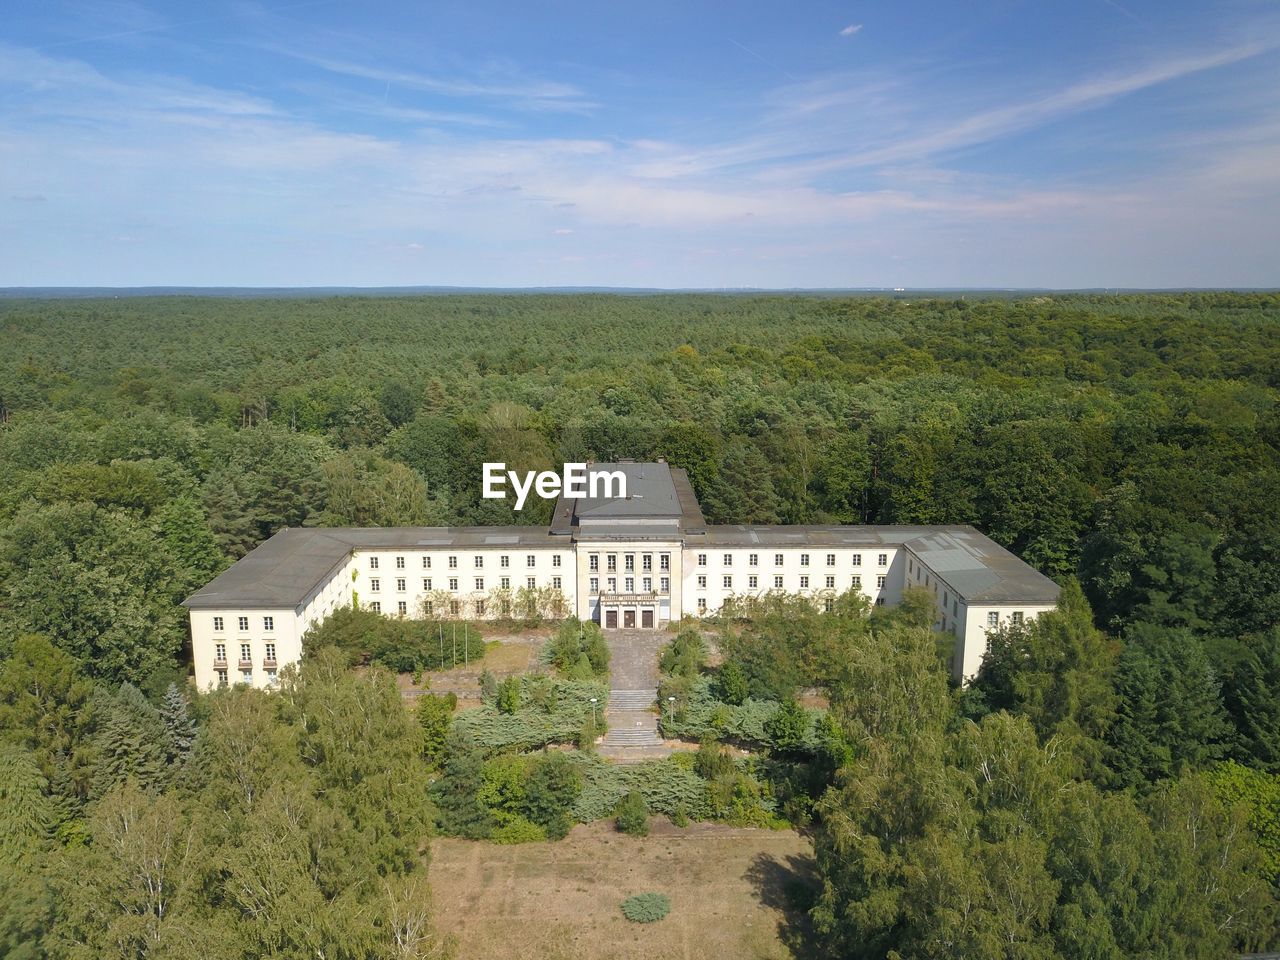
[2,0,1278,287]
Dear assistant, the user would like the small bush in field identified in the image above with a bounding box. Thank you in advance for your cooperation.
[615,789,649,836]
[620,892,671,923]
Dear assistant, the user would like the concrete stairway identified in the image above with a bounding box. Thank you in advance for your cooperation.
[601,688,664,751]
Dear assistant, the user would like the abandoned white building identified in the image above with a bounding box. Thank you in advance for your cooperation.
[183,461,1059,690]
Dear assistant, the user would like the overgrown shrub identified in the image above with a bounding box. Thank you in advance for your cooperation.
[615,789,649,836]
[620,893,671,923]
[659,628,708,678]
[304,606,485,671]
[544,618,610,678]
[658,675,822,748]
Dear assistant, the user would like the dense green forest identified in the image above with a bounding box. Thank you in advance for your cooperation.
[2,292,1279,957]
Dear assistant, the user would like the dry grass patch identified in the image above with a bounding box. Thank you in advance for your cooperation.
[430,819,815,960]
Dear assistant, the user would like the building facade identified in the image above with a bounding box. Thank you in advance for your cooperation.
[183,461,1059,690]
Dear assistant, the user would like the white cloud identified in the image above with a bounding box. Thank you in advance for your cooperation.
[840,24,863,37]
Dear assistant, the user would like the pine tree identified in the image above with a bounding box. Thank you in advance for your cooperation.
[429,732,494,839]
[160,682,196,764]
[91,683,169,797]
[1224,627,1280,772]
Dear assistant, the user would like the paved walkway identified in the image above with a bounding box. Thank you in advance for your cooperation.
[599,628,671,761]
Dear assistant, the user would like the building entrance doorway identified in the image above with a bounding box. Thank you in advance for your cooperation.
[623,609,636,628]
[605,610,618,628]
[641,609,654,628]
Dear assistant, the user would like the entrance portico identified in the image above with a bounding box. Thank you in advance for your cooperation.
[597,593,664,629]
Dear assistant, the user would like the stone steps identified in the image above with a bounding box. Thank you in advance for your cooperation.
[608,689,656,710]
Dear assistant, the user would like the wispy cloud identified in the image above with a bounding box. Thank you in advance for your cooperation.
[840,24,863,37]
[262,46,596,113]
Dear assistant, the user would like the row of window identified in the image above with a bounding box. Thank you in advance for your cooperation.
[589,576,670,595]
[212,615,273,633]
[213,642,277,665]
[588,553,671,572]
[696,552,889,568]
[986,611,1025,627]
[369,554,562,570]
[695,573,887,590]
[371,576,563,593]
[215,667,277,687]
[692,595,888,612]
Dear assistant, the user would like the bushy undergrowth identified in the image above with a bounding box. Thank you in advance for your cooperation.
[454,675,608,750]
[304,606,486,672]
[658,675,822,748]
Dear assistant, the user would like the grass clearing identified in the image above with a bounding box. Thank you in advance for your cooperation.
[429,819,816,960]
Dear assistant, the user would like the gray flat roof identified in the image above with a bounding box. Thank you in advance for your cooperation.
[573,461,682,519]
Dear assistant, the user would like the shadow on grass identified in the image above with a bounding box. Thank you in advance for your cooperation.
[745,850,823,959]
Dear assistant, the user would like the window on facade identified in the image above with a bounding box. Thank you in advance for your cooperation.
[660,554,670,571]
[748,575,758,589]
[852,553,862,566]
[878,553,888,566]
[397,601,407,616]
[241,670,253,684]
[774,554,784,566]
[423,578,432,590]
[475,578,484,591]
[216,669,228,688]
[642,577,651,592]
[370,557,379,569]
[213,616,224,632]
[475,600,486,616]
[748,553,758,567]
[422,556,431,569]
[215,642,226,662]
[608,578,616,592]
[448,556,458,569]
[371,578,381,592]
[501,555,510,568]
[697,575,707,588]
[987,612,999,628]
[553,576,562,590]
[370,601,381,613]
[774,575,784,588]
[527,555,536,568]
[852,575,862,588]
[697,554,707,567]
[450,601,460,616]
[723,575,732,589]
[875,597,885,606]
[266,669,277,684]
[397,579,406,592]
[590,578,599,594]
[607,554,617,571]
[877,575,886,588]
[500,576,510,589]
[475,555,484,569]
[553,555,562,568]
[660,576,669,592]
[238,616,249,631]
[448,578,458,591]
[826,576,835,588]
[527,577,536,589]
[396,556,405,569]
[589,554,599,571]
[824,599,835,612]
[424,600,434,615]
[800,575,809,589]
[800,554,810,566]
[240,643,251,663]
[625,554,635,572]
[697,598,707,612]
[642,554,652,571]
[826,554,836,567]
[625,577,635,592]
[723,554,733,567]
[265,642,276,662]
[1012,611,1024,625]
